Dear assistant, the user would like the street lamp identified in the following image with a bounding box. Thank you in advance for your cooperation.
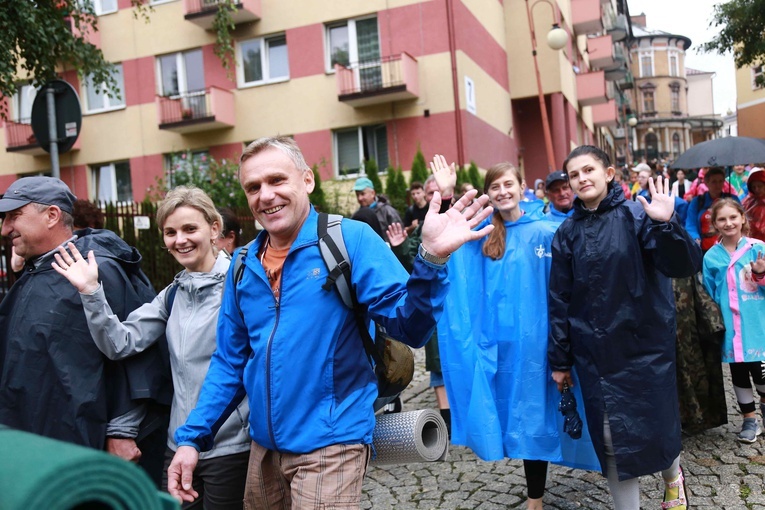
[525,0,569,172]
[627,116,637,166]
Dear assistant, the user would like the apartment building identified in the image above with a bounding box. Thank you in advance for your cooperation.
[736,63,765,139]
[1,0,634,201]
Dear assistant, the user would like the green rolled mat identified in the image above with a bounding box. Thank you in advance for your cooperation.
[0,426,179,510]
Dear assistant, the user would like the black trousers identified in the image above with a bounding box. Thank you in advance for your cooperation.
[163,448,250,510]
[523,459,548,499]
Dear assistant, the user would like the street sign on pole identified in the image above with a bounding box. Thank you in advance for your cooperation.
[30,80,82,179]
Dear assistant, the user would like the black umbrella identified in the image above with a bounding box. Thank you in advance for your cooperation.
[670,136,765,169]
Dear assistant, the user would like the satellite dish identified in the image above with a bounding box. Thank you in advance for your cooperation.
[30,80,82,154]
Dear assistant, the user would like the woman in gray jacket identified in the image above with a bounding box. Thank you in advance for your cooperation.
[53,186,250,510]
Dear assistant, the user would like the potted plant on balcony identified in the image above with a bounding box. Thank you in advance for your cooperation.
[181,108,194,120]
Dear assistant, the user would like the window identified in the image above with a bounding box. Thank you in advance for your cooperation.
[92,161,132,202]
[84,64,125,113]
[93,0,117,15]
[165,150,211,187]
[12,84,37,123]
[752,65,763,89]
[669,52,679,77]
[672,133,681,155]
[334,125,388,177]
[639,51,653,77]
[325,17,380,74]
[237,35,289,86]
[158,49,206,117]
[642,90,655,112]
[670,88,680,112]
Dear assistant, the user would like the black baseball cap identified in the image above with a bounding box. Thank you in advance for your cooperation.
[0,176,76,215]
[545,171,568,189]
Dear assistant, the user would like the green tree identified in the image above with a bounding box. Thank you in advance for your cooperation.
[468,161,484,190]
[702,0,765,86]
[456,168,471,189]
[409,146,429,186]
[365,159,384,196]
[147,150,248,208]
[0,0,237,118]
[385,166,408,215]
[309,164,329,212]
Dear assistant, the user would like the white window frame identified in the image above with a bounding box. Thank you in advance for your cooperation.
[149,0,177,5]
[752,65,763,90]
[83,63,126,114]
[91,161,133,204]
[165,150,211,187]
[333,125,388,178]
[12,83,37,123]
[639,51,654,78]
[324,16,379,74]
[236,34,290,88]
[668,51,679,77]
[93,0,118,15]
[157,50,205,97]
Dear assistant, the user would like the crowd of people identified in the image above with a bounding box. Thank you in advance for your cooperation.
[0,138,764,510]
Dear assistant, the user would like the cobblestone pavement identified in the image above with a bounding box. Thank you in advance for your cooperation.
[362,349,765,509]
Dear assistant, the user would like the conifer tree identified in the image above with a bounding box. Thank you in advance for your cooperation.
[409,146,430,186]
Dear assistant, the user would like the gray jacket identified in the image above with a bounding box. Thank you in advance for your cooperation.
[80,251,250,458]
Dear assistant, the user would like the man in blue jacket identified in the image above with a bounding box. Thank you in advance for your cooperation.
[168,138,493,509]
[544,171,575,224]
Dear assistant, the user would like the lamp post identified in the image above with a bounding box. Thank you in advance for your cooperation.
[627,116,637,166]
[525,0,568,172]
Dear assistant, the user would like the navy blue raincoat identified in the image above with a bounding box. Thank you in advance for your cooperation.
[547,185,701,480]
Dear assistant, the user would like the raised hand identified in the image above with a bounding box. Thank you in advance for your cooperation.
[429,154,457,197]
[387,222,408,247]
[636,175,674,222]
[52,242,101,294]
[420,189,494,258]
[752,251,765,275]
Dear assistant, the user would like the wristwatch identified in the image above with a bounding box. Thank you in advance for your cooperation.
[418,244,450,265]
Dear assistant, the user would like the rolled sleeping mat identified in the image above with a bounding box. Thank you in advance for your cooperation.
[0,426,179,510]
[371,409,449,465]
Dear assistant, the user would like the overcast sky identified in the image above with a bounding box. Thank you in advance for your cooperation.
[628,0,736,115]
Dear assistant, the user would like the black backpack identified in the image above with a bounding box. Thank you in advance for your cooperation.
[232,213,414,410]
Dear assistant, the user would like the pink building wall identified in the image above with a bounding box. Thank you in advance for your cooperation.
[286,25,326,79]
[123,57,156,107]
[130,154,164,202]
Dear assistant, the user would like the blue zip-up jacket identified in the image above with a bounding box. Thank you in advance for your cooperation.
[545,203,574,224]
[685,192,739,241]
[175,208,448,453]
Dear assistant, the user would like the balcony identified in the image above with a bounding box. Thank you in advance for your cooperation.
[183,0,261,30]
[571,0,603,36]
[577,70,609,106]
[4,119,81,156]
[335,53,419,108]
[156,87,235,134]
[606,14,628,42]
[592,99,618,128]
[587,35,615,70]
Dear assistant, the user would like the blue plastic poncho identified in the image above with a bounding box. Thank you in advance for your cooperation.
[439,202,599,470]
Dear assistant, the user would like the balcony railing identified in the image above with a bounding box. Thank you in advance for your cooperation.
[183,0,261,30]
[577,70,609,107]
[587,34,615,70]
[592,99,618,128]
[156,87,235,134]
[335,53,419,108]
[4,118,81,156]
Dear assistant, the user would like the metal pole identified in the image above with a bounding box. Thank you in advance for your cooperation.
[525,0,557,173]
[46,85,60,179]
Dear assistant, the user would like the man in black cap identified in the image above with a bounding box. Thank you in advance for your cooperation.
[544,170,575,224]
[0,176,170,485]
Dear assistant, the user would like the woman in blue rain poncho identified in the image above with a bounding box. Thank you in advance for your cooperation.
[437,161,599,510]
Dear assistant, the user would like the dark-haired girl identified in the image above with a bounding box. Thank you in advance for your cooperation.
[548,145,701,510]
[437,158,599,510]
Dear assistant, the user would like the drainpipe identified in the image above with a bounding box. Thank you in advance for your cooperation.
[445,0,465,168]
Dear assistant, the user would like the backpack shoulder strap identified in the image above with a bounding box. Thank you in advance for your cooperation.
[316,213,382,366]
[232,240,255,309]
[163,270,184,312]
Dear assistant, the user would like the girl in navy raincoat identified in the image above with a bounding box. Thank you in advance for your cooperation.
[439,160,599,510]
[547,146,701,510]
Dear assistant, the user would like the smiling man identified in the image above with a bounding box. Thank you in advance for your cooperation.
[0,176,170,485]
[543,171,575,224]
[353,176,402,243]
[168,137,494,510]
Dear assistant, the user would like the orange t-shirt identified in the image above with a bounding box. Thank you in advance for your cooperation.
[259,241,290,300]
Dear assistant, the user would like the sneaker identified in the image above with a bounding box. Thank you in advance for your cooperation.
[737,417,762,443]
